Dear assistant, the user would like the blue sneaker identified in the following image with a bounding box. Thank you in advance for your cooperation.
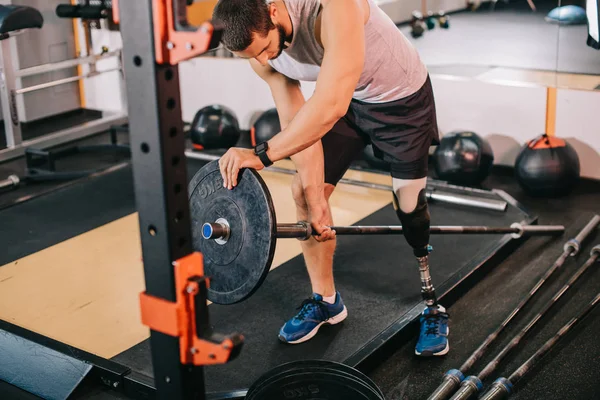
[415,304,449,356]
[278,292,348,344]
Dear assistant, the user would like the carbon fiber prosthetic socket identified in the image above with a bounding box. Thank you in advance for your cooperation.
[393,188,438,306]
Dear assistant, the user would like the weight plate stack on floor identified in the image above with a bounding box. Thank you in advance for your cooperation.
[245,359,385,400]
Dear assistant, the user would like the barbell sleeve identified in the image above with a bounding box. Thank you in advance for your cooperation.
[0,175,20,191]
[202,221,565,241]
[564,214,600,255]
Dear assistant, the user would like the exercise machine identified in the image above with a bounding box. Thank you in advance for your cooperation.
[0,1,127,163]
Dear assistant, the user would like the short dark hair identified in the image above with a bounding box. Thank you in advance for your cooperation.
[213,0,275,52]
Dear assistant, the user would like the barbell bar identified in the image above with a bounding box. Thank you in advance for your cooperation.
[202,221,565,243]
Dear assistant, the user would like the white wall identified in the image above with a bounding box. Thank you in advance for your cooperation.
[179,57,315,127]
[556,90,600,179]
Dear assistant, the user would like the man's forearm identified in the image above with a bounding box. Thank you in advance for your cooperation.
[266,94,344,162]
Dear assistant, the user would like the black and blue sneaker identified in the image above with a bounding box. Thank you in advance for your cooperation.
[278,292,348,344]
[415,304,449,356]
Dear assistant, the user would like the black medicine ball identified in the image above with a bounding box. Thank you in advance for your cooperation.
[515,134,580,197]
[433,130,494,186]
[251,108,281,146]
[190,104,240,150]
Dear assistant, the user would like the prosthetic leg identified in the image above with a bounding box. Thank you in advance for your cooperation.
[393,184,450,356]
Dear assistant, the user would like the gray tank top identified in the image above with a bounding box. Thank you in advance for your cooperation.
[268,0,428,103]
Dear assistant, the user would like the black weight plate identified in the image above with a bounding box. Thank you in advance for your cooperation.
[310,362,385,399]
[248,367,383,400]
[246,360,384,400]
[247,370,380,400]
[261,360,385,399]
[188,160,277,304]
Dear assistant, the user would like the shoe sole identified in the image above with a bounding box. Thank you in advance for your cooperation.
[415,327,450,357]
[280,306,348,345]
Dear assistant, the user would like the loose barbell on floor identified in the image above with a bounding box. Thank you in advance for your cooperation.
[185,150,509,212]
[188,161,564,305]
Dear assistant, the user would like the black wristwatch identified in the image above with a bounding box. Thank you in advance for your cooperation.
[254,142,273,167]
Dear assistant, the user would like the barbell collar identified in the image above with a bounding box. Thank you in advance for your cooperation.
[202,218,231,245]
[563,214,600,256]
[277,222,312,240]
[0,174,20,190]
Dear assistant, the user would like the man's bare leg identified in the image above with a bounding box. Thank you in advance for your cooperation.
[292,177,337,298]
[278,178,347,344]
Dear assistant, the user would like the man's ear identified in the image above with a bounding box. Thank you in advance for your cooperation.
[268,2,278,24]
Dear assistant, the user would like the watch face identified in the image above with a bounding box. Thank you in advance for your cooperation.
[257,142,267,152]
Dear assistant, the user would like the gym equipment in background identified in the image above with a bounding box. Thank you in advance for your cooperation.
[587,0,600,49]
[410,10,450,38]
[250,108,281,146]
[545,5,588,25]
[0,3,127,163]
[432,131,494,187]
[190,104,241,150]
[514,134,580,197]
[56,1,112,20]
[0,124,130,208]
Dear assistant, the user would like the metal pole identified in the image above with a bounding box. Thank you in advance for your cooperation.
[14,50,121,78]
[119,0,205,398]
[184,151,508,212]
[15,67,121,95]
[480,290,600,400]
[448,244,600,400]
[427,214,600,400]
[0,174,19,191]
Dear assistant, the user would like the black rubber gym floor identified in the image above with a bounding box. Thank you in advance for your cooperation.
[1,153,599,399]
[111,187,527,393]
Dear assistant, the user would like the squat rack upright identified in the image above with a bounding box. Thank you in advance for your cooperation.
[117,1,240,399]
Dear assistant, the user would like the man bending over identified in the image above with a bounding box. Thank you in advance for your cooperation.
[213,0,449,356]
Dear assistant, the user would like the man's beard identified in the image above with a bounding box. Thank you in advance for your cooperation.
[272,24,288,59]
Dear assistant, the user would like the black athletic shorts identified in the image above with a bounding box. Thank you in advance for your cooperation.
[322,75,440,184]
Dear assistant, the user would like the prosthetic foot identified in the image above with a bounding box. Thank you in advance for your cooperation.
[394,189,450,356]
